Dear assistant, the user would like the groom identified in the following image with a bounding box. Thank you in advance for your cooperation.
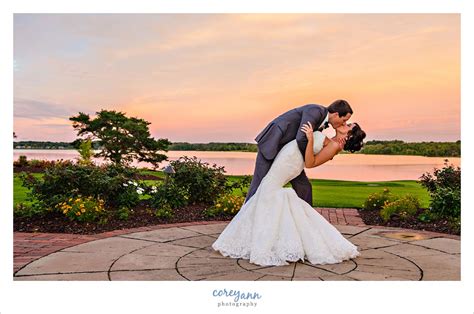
[245,100,353,206]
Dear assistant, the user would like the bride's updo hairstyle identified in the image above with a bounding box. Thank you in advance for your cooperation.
[344,123,366,153]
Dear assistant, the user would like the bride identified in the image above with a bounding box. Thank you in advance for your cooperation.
[211,121,367,266]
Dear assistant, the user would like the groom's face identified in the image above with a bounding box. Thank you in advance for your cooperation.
[329,112,351,128]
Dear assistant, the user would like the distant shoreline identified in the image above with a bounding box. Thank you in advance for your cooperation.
[13,139,461,158]
[13,148,461,159]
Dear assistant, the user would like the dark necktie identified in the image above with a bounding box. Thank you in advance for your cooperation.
[317,121,329,132]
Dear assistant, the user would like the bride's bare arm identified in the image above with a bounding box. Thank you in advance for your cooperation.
[304,133,316,168]
[300,122,340,168]
[300,122,317,168]
[307,142,339,168]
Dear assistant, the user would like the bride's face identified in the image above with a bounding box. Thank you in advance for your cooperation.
[337,123,355,137]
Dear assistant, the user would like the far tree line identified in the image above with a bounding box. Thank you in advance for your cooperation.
[13,139,461,157]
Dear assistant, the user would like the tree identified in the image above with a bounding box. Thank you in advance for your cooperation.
[77,138,93,165]
[69,110,171,167]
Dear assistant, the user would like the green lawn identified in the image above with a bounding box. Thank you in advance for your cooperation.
[14,171,431,209]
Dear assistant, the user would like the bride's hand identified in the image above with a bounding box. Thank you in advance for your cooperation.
[336,137,346,148]
[300,121,314,141]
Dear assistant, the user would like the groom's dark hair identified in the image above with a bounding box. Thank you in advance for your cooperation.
[328,99,353,117]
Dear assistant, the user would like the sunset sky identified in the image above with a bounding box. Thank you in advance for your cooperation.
[13,13,460,143]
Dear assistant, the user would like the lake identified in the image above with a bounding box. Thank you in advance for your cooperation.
[13,149,461,182]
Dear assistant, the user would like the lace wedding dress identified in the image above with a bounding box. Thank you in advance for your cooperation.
[211,131,361,266]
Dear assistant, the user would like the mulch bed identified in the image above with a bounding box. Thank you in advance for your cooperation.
[14,200,232,235]
[358,208,460,236]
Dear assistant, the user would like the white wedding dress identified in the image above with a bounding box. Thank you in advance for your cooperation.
[211,131,361,266]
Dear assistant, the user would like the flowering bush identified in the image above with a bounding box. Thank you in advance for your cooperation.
[19,163,142,210]
[55,196,106,222]
[362,188,396,211]
[204,194,245,217]
[379,194,421,222]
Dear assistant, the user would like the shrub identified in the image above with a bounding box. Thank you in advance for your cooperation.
[16,155,28,167]
[14,158,74,170]
[77,139,93,165]
[115,179,143,209]
[204,194,245,218]
[55,195,106,223]
[419,160,460,193]
[227,175,252,198]
[417,210,435,223]
[419,161,461,220]
[18,163,142,210]
[380,194,421,222]
[154,204,174,219]
[14,202,48,218]
[429,187,461,219]
[169,156,232,205]
[362,188,396,211]
[448,216,461,234]
[149,180,189,210]
[116,206,132,221]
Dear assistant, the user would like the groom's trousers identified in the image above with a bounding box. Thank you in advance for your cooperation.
[244,150,313,206]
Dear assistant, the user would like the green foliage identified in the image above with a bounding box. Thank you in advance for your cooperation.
[448,216,461,234]
[154,204,174,219]
[69,109,171,167]
[419,161,461,220]
[18,155,28,167]
[149,181,189,210]
[14,202,48,218]
[380,194,421,222]
[116,206,131,221]
[18,163,142,210]
[169,142,258,152]
[360,141,460,157]
[14,141,75,149]
[14,169,431,211]
[227,175,251,198]
[14,157,74,170]
[204,194,245,218]
[362,188,396,211]
[77,139,93,165]
[170,156,232,205]
[417,210,434,223]
[419,160,461,193]
[430,187,461,218]
[115,179,143,209]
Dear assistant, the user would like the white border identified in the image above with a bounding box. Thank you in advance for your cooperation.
[1,1,472,313]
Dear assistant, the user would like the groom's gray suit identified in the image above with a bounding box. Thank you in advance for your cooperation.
[245,104,329,206]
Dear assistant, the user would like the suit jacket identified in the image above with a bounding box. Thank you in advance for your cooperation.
[254,104,328,161]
